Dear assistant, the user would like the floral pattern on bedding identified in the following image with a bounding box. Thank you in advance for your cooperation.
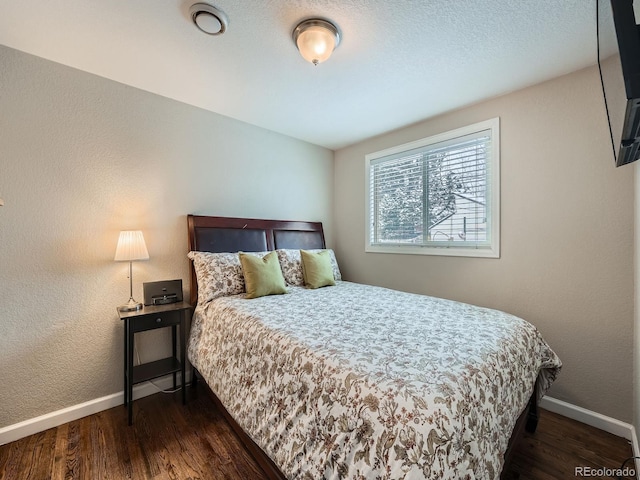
[188,250,269,303]
[188,281,561,479]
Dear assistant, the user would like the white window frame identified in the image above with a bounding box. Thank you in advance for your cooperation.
[365,117,500,258]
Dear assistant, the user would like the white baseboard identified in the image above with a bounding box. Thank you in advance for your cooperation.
[631,426,640,477]
[0,386,634,453]
[540,395,634,440]
[0,372,190,446]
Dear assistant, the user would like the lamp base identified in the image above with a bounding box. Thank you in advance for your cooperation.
[118,298,143,312]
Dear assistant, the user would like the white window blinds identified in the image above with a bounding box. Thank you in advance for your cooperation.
[366,118,500,257]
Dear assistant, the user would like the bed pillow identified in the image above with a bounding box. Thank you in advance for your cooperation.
[239,251,288,299]
[276,248,342,286]
[187,251,268,304]
[300,249,336,289]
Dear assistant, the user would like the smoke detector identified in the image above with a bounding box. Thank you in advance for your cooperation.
[190,3,228,36]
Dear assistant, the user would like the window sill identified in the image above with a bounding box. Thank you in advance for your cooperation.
[365,244,500,258]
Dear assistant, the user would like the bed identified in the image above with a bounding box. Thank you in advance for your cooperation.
[186,214,561,479]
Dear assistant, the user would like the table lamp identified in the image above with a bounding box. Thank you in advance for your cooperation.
[115,230,149,312]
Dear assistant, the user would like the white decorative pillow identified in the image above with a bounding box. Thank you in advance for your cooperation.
[276,249,342,286]
[187,251,268,304]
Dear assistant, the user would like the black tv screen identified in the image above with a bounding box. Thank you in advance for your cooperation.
[600,0,640,166]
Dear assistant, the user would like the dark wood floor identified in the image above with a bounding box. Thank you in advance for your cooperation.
[0,386,634,479]
[505,410,635,480]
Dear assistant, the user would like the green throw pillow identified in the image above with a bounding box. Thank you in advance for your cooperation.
[300,250,336,289]
[239,251,287,299]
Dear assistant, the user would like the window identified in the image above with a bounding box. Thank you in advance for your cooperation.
[365,118,500,258]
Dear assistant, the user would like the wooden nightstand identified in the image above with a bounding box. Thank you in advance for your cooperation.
[118,301,192,425]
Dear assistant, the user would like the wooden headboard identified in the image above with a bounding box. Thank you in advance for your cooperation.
[187,215,325,305]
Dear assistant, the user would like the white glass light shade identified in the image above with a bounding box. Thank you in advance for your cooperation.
[114,231,149,262]
[297,26,335,64]
[293,19,340,65]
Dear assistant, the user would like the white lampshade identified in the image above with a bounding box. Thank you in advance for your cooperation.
[293,19,340,66]
[114,231,149,262]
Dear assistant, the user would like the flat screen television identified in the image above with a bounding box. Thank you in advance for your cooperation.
[601,0,640,166]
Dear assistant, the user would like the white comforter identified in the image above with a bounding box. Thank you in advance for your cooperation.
[188,281,561,479]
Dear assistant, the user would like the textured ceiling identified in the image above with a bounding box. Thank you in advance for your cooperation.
[0,0,629,149]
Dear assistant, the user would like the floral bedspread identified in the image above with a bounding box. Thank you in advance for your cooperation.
[187,281,561,479]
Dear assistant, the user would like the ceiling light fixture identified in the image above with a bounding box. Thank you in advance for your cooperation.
[292,18,340,66]
[190,3,228,36]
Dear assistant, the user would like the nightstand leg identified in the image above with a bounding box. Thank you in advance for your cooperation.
[127,320,135,425]
[180,312,186,405]
[124,319,128,406]
[172,325,177,390]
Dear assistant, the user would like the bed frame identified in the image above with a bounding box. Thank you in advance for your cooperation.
[187,215,325,306]
[186,214,537,479]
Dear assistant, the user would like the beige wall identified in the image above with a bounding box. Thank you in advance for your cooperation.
[0,45,334,428]
[334,63,634,421]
